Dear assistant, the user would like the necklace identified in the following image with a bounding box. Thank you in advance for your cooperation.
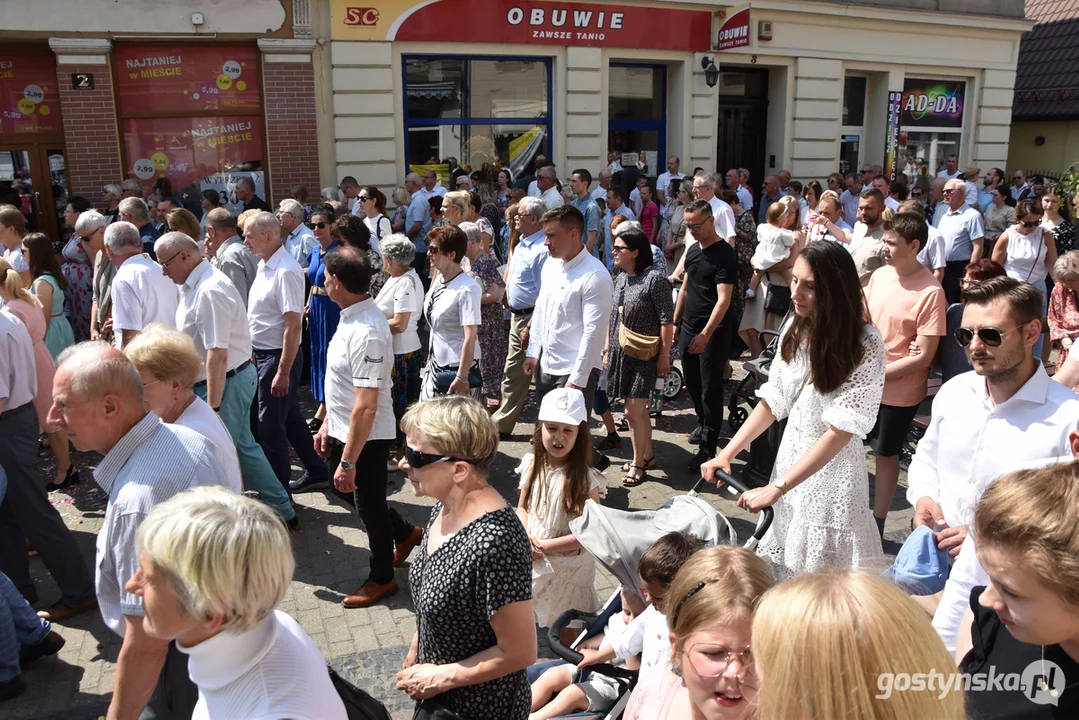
[1040,645,1079,696]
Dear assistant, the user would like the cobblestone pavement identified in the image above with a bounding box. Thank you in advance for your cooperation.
[9,365,916,719]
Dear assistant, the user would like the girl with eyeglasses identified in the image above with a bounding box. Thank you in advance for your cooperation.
[992,199,1057,359]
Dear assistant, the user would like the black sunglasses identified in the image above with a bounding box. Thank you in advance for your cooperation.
[357,195,370,201]
[954,326,1021,348]
[309,221,328,229]
[1020,219,1040,230]
[404,446,470,469]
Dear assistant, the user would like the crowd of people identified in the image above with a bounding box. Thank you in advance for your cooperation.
[0,150,1078,719]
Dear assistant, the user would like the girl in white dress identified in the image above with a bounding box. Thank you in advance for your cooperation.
[703,241,887,577]
[516,388,604,627]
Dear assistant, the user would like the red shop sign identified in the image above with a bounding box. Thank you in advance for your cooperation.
[114,45,260,113]
[716,6,750,51]
[391,1,712,51]
[0,54,62,134]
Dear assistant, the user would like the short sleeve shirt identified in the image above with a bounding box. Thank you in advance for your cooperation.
[177,261,253,380]
[681,239,737,336]
[110,254,180,348]
[424,271,482,367]
[937,206,985,262]
[0,310,36,409]
[406,194,433,252]
[865,265,947,406]
[848,222,886,285]
[325,298,396,443]
[374,270,424,355]
[247,246,306,350]
[918,226,948,271]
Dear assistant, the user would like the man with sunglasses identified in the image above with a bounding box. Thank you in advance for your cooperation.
[204,207,257,307]
[315,246,422,607]
[936,180,985,304]
[1011,169,1032,202]
[76,209,116,343]
[905,278,1079,643]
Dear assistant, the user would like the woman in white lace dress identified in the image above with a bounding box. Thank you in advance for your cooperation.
[703,241,886,577]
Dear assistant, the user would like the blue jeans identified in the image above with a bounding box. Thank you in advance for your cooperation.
[253,349,328,489]
[0,570,50,682]
[195,364,295,522]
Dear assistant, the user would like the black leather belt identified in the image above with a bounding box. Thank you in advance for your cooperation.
[509,306,534,315]
[194,359,251,387]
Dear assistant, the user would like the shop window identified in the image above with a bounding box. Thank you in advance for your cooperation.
[403,56,551,181]
[843,76,867,127]
[840,75,868,176]
[897,79,966,178]
[114,45,266,214]
[608,64,666,179]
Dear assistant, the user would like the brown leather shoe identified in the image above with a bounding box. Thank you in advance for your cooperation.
[342,579,398,608]
[393,525,425,567]
[36,597,98,623]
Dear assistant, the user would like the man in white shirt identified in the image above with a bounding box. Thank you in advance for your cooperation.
[527,156,551,197]
[404,170,445,284]
[725,168,753,212]
[204,208,258,306]
[276,198,317,269]
[0,311,95,621]
[629,176,648,216]
[493,197,549,438]
[535,166,565,210]
[656,155,685,205]
[690,172,736,245]
[906,278,1079,652]
[840,174,864,227]
[937,154,961,180]
[314,246,423,608]
[524,204,613,417]
[936,180,985,304]
[591,170,613,209]
[873,175,901,212]
[104,221,179,350]
[156,232,297,528]
[901,200,947,282]
[244,212,329,495]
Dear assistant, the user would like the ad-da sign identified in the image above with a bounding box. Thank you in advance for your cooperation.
[333,0,712,51]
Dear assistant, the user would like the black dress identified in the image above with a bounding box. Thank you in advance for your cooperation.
[960,586,1079,718]
[606,268,674,399]
[409,504,533,719]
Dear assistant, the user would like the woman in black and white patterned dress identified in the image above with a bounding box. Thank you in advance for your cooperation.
[396,396,535,720]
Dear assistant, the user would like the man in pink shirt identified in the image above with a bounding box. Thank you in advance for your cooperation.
[864,212,947,538]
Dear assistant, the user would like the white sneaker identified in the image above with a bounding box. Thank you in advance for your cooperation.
[745,287,756,298]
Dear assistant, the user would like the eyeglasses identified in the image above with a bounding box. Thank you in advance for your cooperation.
[403,446,471,469]
[309,222,328,229]
[159,250,185,268]
[611,244,629,252]
[1020,219,1040,230]
[427,244,442,254]
[911,191,924,198]
[954,325,1022,348]
[942,189,955,195]
[685,216,714,232]
[684,643,756,679]
[357,195,370,202]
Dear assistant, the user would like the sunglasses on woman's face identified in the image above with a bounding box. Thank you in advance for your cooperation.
[954,325,1021,348]
[309,222,328,229]
[1019,219,1040,230]
[404,446,469,469]
[357,195,369,202]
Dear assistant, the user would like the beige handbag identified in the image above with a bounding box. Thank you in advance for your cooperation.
[618,305,662,361]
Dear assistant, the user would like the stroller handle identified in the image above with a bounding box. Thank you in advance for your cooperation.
[694,472,775,551]
[546,609,638,681]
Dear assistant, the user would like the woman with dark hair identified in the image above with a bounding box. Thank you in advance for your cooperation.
[59,195,94,341]
[199,188,220,236]
[803,180,823,222]
[496,168,513,217]
[332,213,385,297]
[357,186,392,254]
[703,241,887,577]
[603,227,674,487]
[305,204,341,430]
[23,232,76,359]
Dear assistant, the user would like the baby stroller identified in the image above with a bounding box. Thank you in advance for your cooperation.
[536,472,775,719]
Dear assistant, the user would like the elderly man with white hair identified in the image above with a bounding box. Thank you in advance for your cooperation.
[534,166,565,211]
[203,207,257,306]
[103,184,123,223]
[155,231,298,529]
[937,178,986,303]
[121,179,143,199]
[104,222,178,350]
[117,197,161,260]
[276,198,316,269]
[244,212,330,495]
[75,210,116,343]
[127,487,347,718]
[47,342,230,719]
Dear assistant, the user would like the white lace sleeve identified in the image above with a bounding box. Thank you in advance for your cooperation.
[756,328,799,420]
[820,325,887,438]
[516,453,535,491]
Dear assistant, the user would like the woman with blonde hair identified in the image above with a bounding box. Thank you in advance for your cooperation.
[624,546,774,720]
[0,258,75,490]
[165,207,202,243]
[954,460,1079,717]
[126,486,347,719]
[123,323,243,493]
[396,395,535,718]
[440,190,471,227]
[751,571,965,720]
[391,186,412,233]
[236,208,260,234]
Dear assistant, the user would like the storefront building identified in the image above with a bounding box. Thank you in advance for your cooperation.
[0,0,320,241]
[323,0,1029,192]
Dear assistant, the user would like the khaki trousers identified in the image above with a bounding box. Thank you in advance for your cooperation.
[492,310,533,434]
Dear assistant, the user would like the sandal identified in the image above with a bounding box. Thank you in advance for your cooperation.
[622,465,647,487]
[621,456,657,473]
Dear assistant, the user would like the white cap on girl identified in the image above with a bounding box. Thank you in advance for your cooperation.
[538,387,588,427]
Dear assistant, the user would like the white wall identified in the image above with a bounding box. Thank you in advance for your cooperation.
[0,0,287,34]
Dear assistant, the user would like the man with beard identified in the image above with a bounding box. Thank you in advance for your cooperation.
[904,277,1079,652]
[847,187,886,286]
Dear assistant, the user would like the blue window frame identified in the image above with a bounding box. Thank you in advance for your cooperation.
[402,55,553,180]
[608,63,667,178]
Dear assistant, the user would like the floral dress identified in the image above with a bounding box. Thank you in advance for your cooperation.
[469,251,507,398]
[516,453,604,627]
[755,323,887,577]
[658,199,677,250]
[731,210,758,329]
[607,269,674,399]
[1049,219,1075,256]
[60,234,94,342]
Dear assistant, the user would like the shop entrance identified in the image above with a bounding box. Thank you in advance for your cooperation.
[608,63,667,180]
[0,143,69,242]
[716,68,768,196]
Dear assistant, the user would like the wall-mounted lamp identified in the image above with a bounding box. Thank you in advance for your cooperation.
[701,56,719,88]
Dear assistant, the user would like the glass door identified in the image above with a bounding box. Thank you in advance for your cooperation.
[608,64,666,181]
[0,144,67,242]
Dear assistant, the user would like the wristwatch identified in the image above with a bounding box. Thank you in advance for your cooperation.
[772,477,789,495]
[340,460,356,471]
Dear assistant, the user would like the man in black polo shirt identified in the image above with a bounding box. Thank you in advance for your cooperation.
[236,177,270,212]
[673,199,737,469]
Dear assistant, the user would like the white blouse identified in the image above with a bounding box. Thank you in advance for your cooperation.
[374,269,424,355]
[424,270,481,367]
[1001,224,1051,285]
